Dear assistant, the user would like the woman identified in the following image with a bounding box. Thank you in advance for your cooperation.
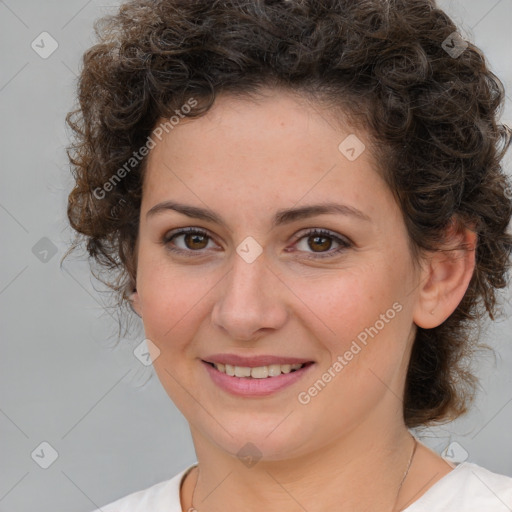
[65,0,512,510]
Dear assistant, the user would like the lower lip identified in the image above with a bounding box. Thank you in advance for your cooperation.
[202,360,315,397]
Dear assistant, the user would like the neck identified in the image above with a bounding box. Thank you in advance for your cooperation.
[186,419,417,512]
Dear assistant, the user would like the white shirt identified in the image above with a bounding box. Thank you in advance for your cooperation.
[91,461,512,511]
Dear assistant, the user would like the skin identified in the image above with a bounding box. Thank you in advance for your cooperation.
[131,88,476,512]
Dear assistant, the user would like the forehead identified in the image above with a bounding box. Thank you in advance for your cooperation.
[141,90,392,226]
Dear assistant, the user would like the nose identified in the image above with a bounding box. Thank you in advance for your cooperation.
[211,249,288,342]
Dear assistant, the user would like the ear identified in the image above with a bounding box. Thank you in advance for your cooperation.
[413,220,477,329]
[129,288,142,318]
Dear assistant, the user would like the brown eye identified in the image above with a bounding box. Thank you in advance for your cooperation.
[162,228,214,255]
[308,233,333,252]
[293,229,352,259]
[182,231,209,250]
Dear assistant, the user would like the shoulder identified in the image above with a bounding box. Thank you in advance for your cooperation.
[88,463,197,512]
[405,461,512,511]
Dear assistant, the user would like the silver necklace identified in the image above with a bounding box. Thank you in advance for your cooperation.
[392,434,418,511]
[188,434,418,512]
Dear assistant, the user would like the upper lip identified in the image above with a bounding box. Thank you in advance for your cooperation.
[203,354,314,367]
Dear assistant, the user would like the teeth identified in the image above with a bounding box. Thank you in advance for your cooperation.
[212,362,305,378]
[234,366,251,378]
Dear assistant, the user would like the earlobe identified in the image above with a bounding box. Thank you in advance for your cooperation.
[413,224,477,329]
[129,288,142,318]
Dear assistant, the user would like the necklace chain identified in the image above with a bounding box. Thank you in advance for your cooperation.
[188,434,418,512]
[393,433,418,511]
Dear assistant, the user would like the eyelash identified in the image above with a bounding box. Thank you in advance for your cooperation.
[161,227,352,259]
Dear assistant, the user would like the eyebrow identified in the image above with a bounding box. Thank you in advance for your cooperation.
[146,200,371,228]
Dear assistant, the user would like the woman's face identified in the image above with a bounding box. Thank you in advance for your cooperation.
[132,89,423,460]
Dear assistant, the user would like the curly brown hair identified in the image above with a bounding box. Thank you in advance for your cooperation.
[64,0,512,428]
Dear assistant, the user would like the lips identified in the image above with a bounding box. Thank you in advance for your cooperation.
[200,353,316,396]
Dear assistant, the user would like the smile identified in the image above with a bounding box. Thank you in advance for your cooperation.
[201,360,315,397]
[207,361,307,378]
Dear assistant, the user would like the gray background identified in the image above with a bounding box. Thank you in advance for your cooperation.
[1,0,511,510]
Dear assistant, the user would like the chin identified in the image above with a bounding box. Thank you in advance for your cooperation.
[201,416,317,463]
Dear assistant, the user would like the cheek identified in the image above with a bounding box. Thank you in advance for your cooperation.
[296,265,406,348]
[298,263,412,396]
[136,251,204,350]
[135,257,211,414]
